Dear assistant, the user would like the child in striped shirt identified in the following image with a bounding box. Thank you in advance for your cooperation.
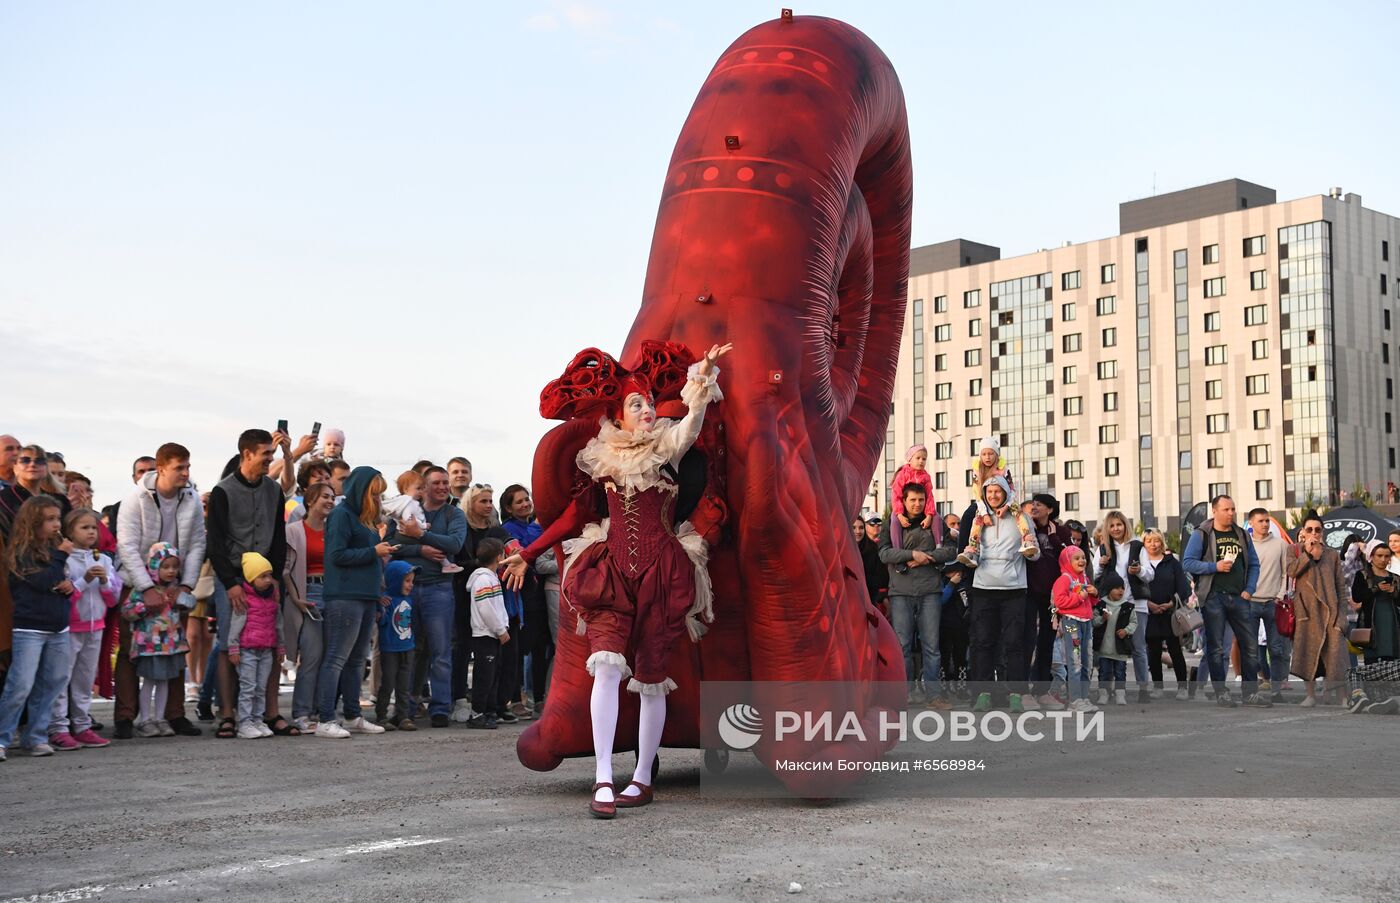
[466,538,509,730]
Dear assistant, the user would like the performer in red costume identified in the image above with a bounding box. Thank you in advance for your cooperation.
[504,341,731,818]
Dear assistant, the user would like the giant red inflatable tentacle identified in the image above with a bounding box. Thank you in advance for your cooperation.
[518,14,912,794]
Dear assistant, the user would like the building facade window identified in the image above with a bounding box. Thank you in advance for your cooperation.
[1207,448,1224,468]
[1102,327,1117,347]
[1207,413,1228,433]
[987,271,1055,496]
[964,348,981,367]
[969,318,982,337]
[963,289,981,308]
[1097,360,1117,379]
[934,295,948,313]
[935,442,952,459]
[1062,270,1081,290]
[934,412,948,432]
[934,324,951,342]
[935,382,951,400]
[1064,396,1082,416]
[1063,333,1082,353]
[1205,345,1226,365]
[1204,312,1221,332]
[1099,490,1120,509]
[1062,302,1076,322]
[1245,374,1269,395]
[1103,392,1118,412]
[1208,483,1231,500]
[1096,295,1116,316]
[969,378,983,396]
[935,472,948,490]
[1099,424,1118,443]
[1250,270,1267,290]
[1065,460,1083,479]
[1205,380,1222,400]
[1063,429,1078,447]
[1203,244,1219,265]
[1065,492,1079,512]
[1247,444,1271,465]
[1243,235,1266,257]
[935,353,948,372]
[1063,365,1077,384]
[1204,277,1225,298]
[1101,263,1115,284]
[1252,339,1268,360]
[1245,304,1267,326]
[1256,480,1272,500]
[965,408,982,427]
[1104,457,1120,477]
[1253,409,1270,429]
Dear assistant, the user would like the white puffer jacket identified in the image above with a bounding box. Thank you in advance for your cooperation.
[117,471,208,591]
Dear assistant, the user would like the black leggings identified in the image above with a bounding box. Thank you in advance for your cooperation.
[1147,634,1188,685]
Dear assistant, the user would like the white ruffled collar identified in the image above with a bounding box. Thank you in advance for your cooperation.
[576,416,678,491]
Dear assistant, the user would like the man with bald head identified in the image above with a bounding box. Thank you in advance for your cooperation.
[0,435,18,490]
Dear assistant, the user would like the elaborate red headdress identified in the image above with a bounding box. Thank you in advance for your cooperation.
[539,340,697,421]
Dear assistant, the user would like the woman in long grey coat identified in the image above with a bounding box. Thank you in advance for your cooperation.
[1288,513,1351,706]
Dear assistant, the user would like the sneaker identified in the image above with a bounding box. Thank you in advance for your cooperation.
[1346,693,1370,713]
[956,547,980,568]
[195,704,214,723]
[72,729,110,748]
[256,721,274,737]
[0,747,6,762]
[924,696,954,711]
[1148,687,1164,699]
[431,714,450,728]
[1243,693,1273,708]
[397,718,418,731]
[1036,693,1066,711]
[1069,698,1098,713]
[1258,679,1273,693]
[290,717,315,734]
[343,716,385,734]
[1365,697,1400,715]
[155,720,176,737]
[972,693,992,713]
[316,721,351,739]
[114,719,134,739]
[1216,691,1238,708]
[466,714,497,730]
[1007,694,1025,714]
[1019,536,1038,559]
[450,699,474,723]
[1019,694,1040,711]
[439,562,464,574]
[1175,688,1190,701]
[510,701,534,720]
[1114,689,1127,706]
[135,720,163,738]
[237,723,263,739]
[375,717,398,731]
[27,743,55,757]
[496,710,519,724]
[1094,689,1109,705]
[48,732,81,751]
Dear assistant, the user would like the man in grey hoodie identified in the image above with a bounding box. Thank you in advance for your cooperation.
[878,483,956,708]
[968,476,1040,713]
[1248,507,1293,699]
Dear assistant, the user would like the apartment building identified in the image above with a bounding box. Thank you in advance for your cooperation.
[876,179,1400,532]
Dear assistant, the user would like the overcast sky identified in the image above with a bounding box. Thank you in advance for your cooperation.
[3,0,1396,505]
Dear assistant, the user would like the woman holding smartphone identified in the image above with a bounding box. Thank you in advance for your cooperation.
[1288,511,1351,707]
[315,467,393,739]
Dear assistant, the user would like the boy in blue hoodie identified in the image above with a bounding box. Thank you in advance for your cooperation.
[375,561,418,730]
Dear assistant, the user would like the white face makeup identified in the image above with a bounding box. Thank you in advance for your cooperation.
[619,392,657,433]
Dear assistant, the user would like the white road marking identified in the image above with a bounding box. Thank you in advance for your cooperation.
[1,836,450,903]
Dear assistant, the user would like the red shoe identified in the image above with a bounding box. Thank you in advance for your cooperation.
[590,782,617,819]
[614,780,653,808]
[72,729,111,748]
[48,732,81,751]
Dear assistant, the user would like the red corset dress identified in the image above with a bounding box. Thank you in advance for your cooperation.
[564,481,697,693]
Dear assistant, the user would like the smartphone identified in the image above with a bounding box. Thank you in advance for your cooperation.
[312,421,322,437]
[277,418,289,434]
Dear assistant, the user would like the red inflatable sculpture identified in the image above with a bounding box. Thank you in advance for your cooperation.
[516,12,913,796]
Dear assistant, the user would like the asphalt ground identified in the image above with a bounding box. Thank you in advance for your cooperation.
[2,686,1398,902]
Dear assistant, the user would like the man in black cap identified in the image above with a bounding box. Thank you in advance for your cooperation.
[1024,492,1073,708]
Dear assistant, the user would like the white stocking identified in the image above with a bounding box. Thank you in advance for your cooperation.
[139,678,157,723]
[623,692,665,795]
[154,679,170,720]
[591,664,623,803]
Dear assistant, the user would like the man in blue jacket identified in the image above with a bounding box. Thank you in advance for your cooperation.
[1182,494,1269,707]
[388,465,466,728]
